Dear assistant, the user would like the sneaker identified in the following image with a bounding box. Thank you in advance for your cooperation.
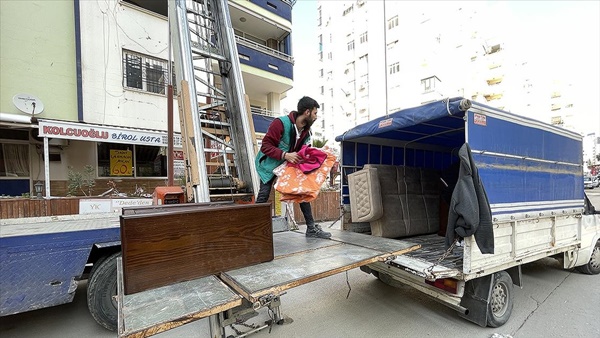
[306,224,331,239]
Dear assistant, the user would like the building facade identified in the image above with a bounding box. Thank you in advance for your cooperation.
[314,1,583,147]
[0,0,294,197]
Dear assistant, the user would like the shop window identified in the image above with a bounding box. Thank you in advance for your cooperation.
[0,143,30,177]
[97,143,167,178]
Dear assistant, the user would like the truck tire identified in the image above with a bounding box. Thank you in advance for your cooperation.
[576,241,600,275]
[487,271,513,328]
[87,252,120,331]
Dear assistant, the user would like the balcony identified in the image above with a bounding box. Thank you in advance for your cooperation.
[245,0,292,21]
[235,35,293,97]
[251,107,278,134]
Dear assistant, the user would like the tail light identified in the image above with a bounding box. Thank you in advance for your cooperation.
[425,278,458,294]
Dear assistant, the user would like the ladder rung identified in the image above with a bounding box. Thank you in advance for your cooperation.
[191,45,227,62]
[201,127,230,136]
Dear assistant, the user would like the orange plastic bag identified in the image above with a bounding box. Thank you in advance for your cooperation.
[273,149,336,203]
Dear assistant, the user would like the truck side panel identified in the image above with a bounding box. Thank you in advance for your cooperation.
[466,108,584,211]
[463,215,580,276]
[0,228,119,316]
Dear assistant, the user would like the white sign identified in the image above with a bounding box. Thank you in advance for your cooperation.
[79,198,153,214]
[38,119,182,147]
[79,199,112,214]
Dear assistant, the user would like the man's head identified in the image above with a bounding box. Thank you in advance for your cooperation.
[296,96,319,128]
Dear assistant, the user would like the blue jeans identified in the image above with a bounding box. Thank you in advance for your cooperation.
[256,177,315,227]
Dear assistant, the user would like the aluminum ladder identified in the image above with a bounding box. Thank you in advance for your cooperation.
[168,0,259,203]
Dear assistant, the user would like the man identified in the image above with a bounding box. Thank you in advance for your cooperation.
[255,96,331,239]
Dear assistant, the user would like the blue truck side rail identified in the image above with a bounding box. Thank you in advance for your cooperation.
[0,213,120,316]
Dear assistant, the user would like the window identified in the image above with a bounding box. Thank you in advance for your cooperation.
[123,50,169,94]
[318,35,323,52]
[320,86,324,95]
[389,62,400,74]
[123,0,167,16]
[318,6,322,26]
[327,52,332,60]
[319,69,324,78]
[343,5,354,16]
[347,41,355,51]
[97,142,167,178]
[329,88,333,97]
[0,143,30,177]
[388,15,398,30]
[359,32,368,44]
[421,76,440,93]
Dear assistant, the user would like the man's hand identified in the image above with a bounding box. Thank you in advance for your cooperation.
[284,152,302,164]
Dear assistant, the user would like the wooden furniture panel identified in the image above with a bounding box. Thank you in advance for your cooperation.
[120,203,273,294]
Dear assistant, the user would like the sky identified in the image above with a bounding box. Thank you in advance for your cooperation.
[282,0,600,136]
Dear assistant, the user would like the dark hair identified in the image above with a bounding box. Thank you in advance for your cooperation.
[297,96,320,115]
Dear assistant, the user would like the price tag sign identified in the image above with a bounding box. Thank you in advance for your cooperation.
[110,149,133,176]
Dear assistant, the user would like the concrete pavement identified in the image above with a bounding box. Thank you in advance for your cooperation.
[1,194,599,338]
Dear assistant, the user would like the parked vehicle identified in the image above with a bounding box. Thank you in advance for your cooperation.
[585,175,595,189]
[337,97,600,328]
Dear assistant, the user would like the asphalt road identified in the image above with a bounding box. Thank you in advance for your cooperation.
[1,192,599,338]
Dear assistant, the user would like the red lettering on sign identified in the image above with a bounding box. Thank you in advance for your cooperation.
[474,113,487,126]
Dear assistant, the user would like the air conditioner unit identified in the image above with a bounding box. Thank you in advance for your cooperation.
[48,138,69,147]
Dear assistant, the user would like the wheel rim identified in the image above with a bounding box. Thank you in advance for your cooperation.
[491,281,508,317]
[591,246,600,270]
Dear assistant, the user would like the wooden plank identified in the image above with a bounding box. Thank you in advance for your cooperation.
[221,231,420,303]
[177,80,201,202]
[117,258,241,338]
[120,203,273,294]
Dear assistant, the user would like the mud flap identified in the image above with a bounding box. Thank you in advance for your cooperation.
[458,274,493,327]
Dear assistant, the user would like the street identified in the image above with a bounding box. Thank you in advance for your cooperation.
[1,192,599,338]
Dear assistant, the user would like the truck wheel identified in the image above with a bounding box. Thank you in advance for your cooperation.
[576,241,600,275]
[87,252,120,331]
[487,271,513,328]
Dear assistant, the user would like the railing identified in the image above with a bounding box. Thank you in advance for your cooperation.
[251,107,278,117]
[235,35,294,64]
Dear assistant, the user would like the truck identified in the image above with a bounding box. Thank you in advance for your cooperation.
[336,97,600,327]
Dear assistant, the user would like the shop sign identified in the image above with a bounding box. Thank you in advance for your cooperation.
[110,149,133,176]
[80,198,153,214]
[38,119,182,147]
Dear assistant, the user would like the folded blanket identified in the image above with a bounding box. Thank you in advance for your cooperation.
[288,145,328,174]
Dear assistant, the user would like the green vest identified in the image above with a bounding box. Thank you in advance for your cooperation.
[255,116,310,184]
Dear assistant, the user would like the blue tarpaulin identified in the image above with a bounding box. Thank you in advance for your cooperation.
[335,97,470,147]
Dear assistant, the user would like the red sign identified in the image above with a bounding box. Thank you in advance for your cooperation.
[474,113,487,126]
[378,118,393,128]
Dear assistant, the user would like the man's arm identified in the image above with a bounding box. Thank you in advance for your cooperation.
[260,119,285,160]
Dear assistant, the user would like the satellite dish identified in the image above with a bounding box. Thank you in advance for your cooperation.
[13,93,44,115]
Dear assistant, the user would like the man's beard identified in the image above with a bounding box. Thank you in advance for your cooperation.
[305,117,316,128]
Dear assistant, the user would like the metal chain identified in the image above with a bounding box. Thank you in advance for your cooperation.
[426,238,459,276]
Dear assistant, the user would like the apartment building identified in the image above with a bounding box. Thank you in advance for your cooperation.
[0,0,293,197]
[314,1,580,146]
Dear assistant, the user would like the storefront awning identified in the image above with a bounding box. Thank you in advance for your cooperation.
[37,119,182,147]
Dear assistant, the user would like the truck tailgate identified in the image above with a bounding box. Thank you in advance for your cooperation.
[387,234,463,280]
[220,229,420,303]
